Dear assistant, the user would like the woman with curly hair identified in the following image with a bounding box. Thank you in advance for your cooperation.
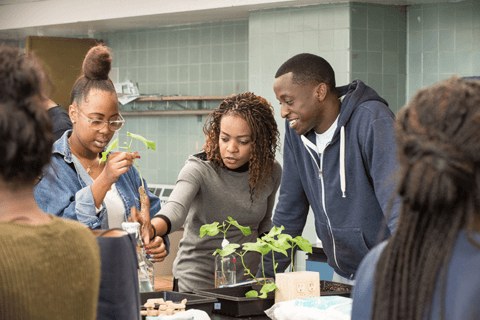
[351,76,480,319]
[132,92,282,292]
[0,46,101,319]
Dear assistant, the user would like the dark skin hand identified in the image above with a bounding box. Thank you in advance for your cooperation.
[129,205,167,263]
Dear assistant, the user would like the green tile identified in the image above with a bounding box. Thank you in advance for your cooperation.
[368,29,383,52]
[367,51,382,74]
[455,4,473,30]
[352,51,368,73]
[474,4,480,28]
[318,7,335,30]
[367,73,383,95]
[397,74,406,101]
[223,44,235,62]
[178,47,189,65]
[289,10,304,32]
[408,9,422,32]
[179,65,188,83]
[211,27,223,46]
[304,9,319,31]
[383,52,398,74]
[137,67,147,83]
[167,82,179,95]
[367,5,384,30]
[351,4,368,29]
[119,67,128,82]
[334,5,350,29]
[383,6,399,31]
[398,32,407,55]
[178,29,189,47]
[146,49,156,67]
[210,45,221,63]
[118,51,128,68]
[383,95,397,113]
[235,43,247,62]
[383,30,398,52]
[200,46,211,64]
[189,82,199,96]
[224,25,236,45]
[235,24,248,43]
[473,28,480,51]
[200,64,211,82]
[275,10,290,33]
[147,31,158,49]
[158,32,168,47]
[158,67,167,84]
[409,31,422,53]
[438,6,454,30]
[318,30,335,51]
[439,29,454,51]
[168,30,179,47]
[158,49,167,66]
[178,82,189,96]
[423,52,438,74]
[211,63,222,81]
[221,62,234,81]
[236,81,247,94]
[423,30,438,52]
[137,31,147,49]
[168,47,179,65]
[455,29,472,51]
[223,81,234,95]
[351,72,367,82]
[157,83,167,94]
[200,27,212,45]
[472,52,480,74]
[455,51,472,75]
[261,12,276,34]
[200,81,211,95]
[127,51,138,67]
[422,5,439,30]
[407,73,422,102]
[168,65,179,83]
[383,74,397,96]
[189,47,200,64]
[423,73,438,87]
[439,51,455,73]
[304,31,319,53]
[127,33,137,50]
[408,52,421,74]
[351,28,367,51]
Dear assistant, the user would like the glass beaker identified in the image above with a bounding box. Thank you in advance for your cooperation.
[215,254,236,288]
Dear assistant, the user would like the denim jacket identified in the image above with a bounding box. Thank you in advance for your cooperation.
[34,130,170,251]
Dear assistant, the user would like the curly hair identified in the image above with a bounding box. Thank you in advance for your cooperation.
[70,44,116,105]
[372,76,480,320]
[203,92,280,199]
[0,45,54,187]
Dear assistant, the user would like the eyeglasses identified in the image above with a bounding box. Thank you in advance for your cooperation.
[76,107,125,131]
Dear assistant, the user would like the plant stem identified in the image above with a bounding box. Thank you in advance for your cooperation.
[291,244,297,272]
[272,251,277,278]
[261,255,266,281]
[238,253,262,285]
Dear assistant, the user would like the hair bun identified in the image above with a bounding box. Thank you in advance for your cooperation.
[82,44,112,81]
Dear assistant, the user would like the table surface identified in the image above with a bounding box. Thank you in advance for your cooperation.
[210,313,270,320]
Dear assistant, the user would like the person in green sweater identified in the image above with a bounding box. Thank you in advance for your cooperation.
[0,45,101,319]
[131,92,282,292]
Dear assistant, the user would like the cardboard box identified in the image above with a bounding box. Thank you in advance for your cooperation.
[275,271,320,303]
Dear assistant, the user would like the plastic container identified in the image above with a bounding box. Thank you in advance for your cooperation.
[195,285,275,317]
[320,280,352,297]
[140,290,217,318]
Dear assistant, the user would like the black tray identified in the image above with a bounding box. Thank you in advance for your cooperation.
[195,285,274,318]
[140,290,217,318]
[320,280,352,297]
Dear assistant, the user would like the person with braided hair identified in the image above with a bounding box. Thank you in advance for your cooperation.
[351,76,480,320]
[34,44,169,259]
[130,92,282,292]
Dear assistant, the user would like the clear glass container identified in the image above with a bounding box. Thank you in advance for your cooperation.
[215,254,236,288]
[122,222,155,292]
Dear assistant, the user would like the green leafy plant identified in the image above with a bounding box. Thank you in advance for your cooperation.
[199,218,313,299]
[99,132,156,188]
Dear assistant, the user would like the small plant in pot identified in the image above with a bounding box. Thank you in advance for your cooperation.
[200,217,313,298]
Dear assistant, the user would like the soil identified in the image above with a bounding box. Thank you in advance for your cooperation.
[321,281,352,292]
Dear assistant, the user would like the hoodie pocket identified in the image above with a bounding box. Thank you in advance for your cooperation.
[329,227,371,277]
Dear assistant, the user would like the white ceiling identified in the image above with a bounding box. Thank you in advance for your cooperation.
[0,0,466,40]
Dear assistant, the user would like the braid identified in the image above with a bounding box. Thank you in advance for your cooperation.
[372,76,480,320]
[203,92,280,200]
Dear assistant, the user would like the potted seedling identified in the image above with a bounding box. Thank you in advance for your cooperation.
[199,218,313,299]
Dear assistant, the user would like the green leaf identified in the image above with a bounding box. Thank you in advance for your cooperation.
[267,243,288,257]
[266,225,284,239]
[293,236,312,254]
[260,282,277,294]
[128,132,156,150]
[277,233,293,242]
[245,290,258,298]
[242,242,271,255]
[227,216,251,236]
[199,222,220,238]
[273,236,292,251]
[214,243,240,257]
[99,139,119,163]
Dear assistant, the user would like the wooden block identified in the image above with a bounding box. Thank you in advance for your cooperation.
[275,271,320,303]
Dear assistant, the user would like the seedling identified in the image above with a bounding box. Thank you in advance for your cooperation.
[100,132,156,223]
[200,218,312,299]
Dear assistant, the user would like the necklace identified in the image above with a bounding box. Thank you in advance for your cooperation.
[71,149,100,175]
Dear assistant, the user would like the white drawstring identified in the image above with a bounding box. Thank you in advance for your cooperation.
[340,126,346,198]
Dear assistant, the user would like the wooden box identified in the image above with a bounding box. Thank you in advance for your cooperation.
[275,271,320,303]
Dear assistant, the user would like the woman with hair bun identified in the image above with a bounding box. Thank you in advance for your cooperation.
[351,76,480,320]
[0,45,101,319]
[130,92,282,292]
[34,44,169,258]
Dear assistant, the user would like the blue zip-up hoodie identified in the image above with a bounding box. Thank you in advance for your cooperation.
[264,79,400,280]
[34,130,170,252]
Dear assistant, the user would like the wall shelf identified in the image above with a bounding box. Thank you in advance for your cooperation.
[120,95,231,116]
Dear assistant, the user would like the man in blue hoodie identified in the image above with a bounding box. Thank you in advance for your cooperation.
[261,53,400,284]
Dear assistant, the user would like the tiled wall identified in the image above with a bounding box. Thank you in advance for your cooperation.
[351,3,407,114]
[407,0,480,101]
[98,20,249,184]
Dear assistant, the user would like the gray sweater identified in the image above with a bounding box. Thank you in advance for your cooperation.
[156,154,282,292]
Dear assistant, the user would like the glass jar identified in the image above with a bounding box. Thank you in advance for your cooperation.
[214,254,236,288]
[122,222,155,292]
